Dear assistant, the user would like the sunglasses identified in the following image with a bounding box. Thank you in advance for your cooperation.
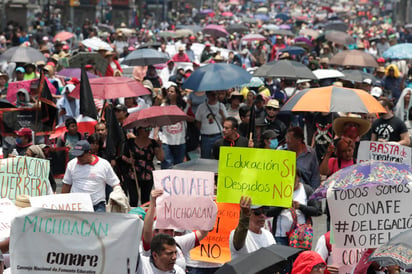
[266,107,278,111]
[252,208,266,216]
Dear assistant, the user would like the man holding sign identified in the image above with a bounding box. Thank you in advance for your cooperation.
[229,196,276,259]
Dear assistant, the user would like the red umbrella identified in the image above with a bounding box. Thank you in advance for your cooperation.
[321,6,334,13]
[71,76,150,100]
[222,12,234,17]
[241,33,266,42]
[123,105,189,129]
[53,31,74,42]
[203,24,229,38]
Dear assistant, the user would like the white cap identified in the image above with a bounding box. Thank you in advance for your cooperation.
[371,87,383,98]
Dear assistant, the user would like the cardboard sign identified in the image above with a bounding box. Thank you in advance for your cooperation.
[357,141,412,164]
[217,147,296,207]
[153,170,217,231]
[29,193,94,212]
[330,245,366,274]
[0,198,17,241]
[0,156,52,202]
[10,207,143,274]
[327,183,412,248]
[190,203,240,264]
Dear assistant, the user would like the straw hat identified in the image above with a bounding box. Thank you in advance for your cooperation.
[15,195,31,208]
[333,114,371,137]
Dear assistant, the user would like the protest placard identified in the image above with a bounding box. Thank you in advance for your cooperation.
[330,245,366,274]
[0,156,52,202]
[357,141,412,164]
[153,169,217,230]
[29,193,94,212]
[0,198,17,241]
[327,183,412,248]
[190,203,240,264]
[216,147,296,207]
[10,207,142,274]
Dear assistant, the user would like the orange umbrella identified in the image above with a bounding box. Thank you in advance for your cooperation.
[280,85,386,113]
[53,31,74,42]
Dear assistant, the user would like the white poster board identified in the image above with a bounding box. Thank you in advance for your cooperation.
[357,141,412,164]
[10,208,143,274]
[29,193,94,212]
[0,198,17,240]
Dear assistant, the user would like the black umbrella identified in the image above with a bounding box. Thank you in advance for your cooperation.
[226,24,249,33]
[121,48,169,66]
[253,60,317,80]
[0,46,47,63]
[137,42,162,49]
[0,99,16,108]
[341,69,376,83]
[171,158,218,174]
[69,52,108,75]
[216,244,302,274]
[324,21,349,32]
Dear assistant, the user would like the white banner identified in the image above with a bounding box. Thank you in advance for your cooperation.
[10,208,143,274]
[327,183,412,248]
[357,141,412,164]
[153,169,217,231]
[0,198,17,241]
[29,193,94,212]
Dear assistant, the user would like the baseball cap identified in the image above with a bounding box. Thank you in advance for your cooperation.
[371,87,383,98]
[72,140,91,157]
[15,67,25,73]
[15,127,32,137]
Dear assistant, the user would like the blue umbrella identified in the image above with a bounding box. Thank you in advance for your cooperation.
[275,12,290,21]
[182,63,252,92]
[382,43,412,59]
[254,14,270,21]
[279,46,306,55]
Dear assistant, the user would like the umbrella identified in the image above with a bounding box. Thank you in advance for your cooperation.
[243,76,264,88]
[382,43,412,59]
[321,6,334,13]
[70,76,150,100]
[310,161,412,200]
[121,48,169,66]
[116,28,136,37]
[269,29,295,37]
[299,28,320,39]
[294,37,313,47]
[325,31,355,45]
[312,69,345,80]
[256,7,268,13]
[68,52,108,75]
[175,25,202,33]
[81,37,113,51]
[53,31,74,42]
[0,99,16,108]
[57,68,99,79]
[182,63,252,92]
[174,29,194,38]
[171,158,218,173]
[123,105,189,129]
[278,46,306,55]
[324,21,349,32]
[341,69,376,83]
[369,229,412,270]
[254,14,270,21]
[226,24,249,33]
[157,31,176,38]
[279,24,291,30]
[275,12,290,21]
[137,42,162,49]
[0,46,47,63]
[97,23,115,33]
[241,17,257,24]
[262,24,280,31]
[203,24,229,38]
[253,60,317,80]
[241,33,266,42]
[281,85,386,114]
[221,11,234,17]
[330,50,378,68]
[216,244,302,274]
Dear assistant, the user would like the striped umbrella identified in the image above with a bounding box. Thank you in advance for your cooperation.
[280,85,386,113]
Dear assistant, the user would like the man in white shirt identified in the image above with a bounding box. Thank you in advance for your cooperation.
[229,196,276,259]
[61,140,121,212]
[137,233,185,274]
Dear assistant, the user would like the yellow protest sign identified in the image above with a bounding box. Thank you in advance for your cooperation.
[217,147,296,207]
[190,203,240,263]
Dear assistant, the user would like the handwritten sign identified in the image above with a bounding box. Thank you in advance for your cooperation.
[217,147,296,207]
[10,207,142,274]
[327,183,412,248]
[357,141,412,164]
[0,156,52,202]
[153,169,217,231]
[29,193,94,212]
[0,198,17,241]
[330,246,366,274]
[190,203,240,264]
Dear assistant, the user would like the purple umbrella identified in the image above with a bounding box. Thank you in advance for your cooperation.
[57,68,99,79]
[254,14,270,21]
[203,24,229,37]
[200,9,213,14]
[279,24,291,30]
[310,161,412,200]
[294,37,313,47]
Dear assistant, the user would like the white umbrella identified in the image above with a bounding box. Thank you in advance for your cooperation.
[81,37,113,51]
[312,69,345,80]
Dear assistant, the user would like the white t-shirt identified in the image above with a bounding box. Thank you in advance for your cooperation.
[275,184,307,237]
[136,255,185,274]
[159,121,187,145]
[195,102,228,135]
[63,156,120,205]
[229,228,276,259]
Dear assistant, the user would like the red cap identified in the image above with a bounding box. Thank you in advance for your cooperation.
[67,77,80,85]
[189,36,196,40]
[205,42,211,47]
[15,127,32,137]
[46,62,55,67]
[62,45,69,50]
[377,57,385,63]
[85,64,93,69]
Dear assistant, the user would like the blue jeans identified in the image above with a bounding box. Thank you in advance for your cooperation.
[93,201,106,212]
[275,236,290,246]
[200,134,221,159]
[161,143,186,169]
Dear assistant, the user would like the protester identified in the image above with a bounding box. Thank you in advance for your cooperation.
[57,117,83,160]
[15,88,33,107]
[61,140,122,212]
[8,127,33,157]
[291,251,327,274]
